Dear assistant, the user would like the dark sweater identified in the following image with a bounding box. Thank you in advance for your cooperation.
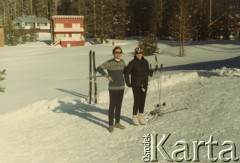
[97,58,126,91]
[124,56,152,87]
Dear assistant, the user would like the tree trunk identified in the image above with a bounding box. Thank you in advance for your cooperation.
[93,0,98,44]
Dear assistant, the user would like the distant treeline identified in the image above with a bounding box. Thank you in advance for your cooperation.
[1,0,240,42]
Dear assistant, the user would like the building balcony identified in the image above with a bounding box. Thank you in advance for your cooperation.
[53,28,84,32]
[60,37,85,41]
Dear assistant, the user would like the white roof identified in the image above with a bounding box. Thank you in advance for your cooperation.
[52,15,84,19]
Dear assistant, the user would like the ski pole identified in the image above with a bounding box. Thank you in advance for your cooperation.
[159,64,163,107]
[93,51,98,104]
[154,54,160,107]
[89,50,92,104]
[157,67,160,107]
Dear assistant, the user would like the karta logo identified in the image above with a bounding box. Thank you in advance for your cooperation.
[142,134,239,162]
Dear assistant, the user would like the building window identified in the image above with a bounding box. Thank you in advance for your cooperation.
[72,33,81,39]
[72,23,80,28]
[25,23,34,27]
[37,23,48,26]
[56,34,64,41]
[56,23,64,29]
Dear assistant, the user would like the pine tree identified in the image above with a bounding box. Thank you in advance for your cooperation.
[0,0,12,24]
[83,0,113,43]
[139,32,159,56]
[98,0,112,43]
[29,28,38,42]
[71,0,85,15]
[191,0,209,41]
[149,0,165,38]
[17,0,31,16]
[129,0,151,36]
[0,69,6,93]
[209,0,237,40]
[58,0,72,15]
[48,0,57,19]
[112,0,130,39]
[4,18,18,45]
[17,27,28,44]
[33,0,48,18]
[83,0,97,42]
[168,0,193,57]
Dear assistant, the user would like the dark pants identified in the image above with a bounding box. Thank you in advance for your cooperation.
[109,90,124,126]
[132,86,147,115]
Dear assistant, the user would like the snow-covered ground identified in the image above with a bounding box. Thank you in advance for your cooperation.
[0,33,240,162]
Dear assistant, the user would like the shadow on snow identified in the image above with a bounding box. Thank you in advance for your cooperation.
[53,88,132,130]
[162,56,240,77]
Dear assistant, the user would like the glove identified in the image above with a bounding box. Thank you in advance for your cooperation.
[149,69,154,77]
[107,76,113,82]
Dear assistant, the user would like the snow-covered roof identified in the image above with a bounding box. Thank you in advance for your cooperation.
[52,15,84,19]
[13,16,50,24]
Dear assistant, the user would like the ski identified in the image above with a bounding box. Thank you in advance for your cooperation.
[149,102,166,116]
[92,51,98,104]
[89,50,92,104]
[88,50,98,104]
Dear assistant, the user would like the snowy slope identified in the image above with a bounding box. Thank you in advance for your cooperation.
[0,33,240,162]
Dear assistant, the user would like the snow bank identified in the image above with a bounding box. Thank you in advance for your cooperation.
[148,72,199,91]
[213,67,240,77]
[97,72,200,105]
[98,68,239,106]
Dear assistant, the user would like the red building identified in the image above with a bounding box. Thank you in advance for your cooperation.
[51,15,85,47]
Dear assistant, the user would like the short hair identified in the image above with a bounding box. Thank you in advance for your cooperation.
[112,46,122,54]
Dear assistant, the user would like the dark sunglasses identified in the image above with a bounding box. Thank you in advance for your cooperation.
[115,51,122,54]
[136,52,142,54]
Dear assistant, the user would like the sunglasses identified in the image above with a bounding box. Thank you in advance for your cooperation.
[115,51,122,54]
[136,52,143,54]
